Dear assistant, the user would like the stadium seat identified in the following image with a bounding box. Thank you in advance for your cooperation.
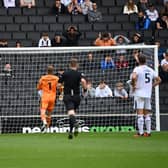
[129,13,138,22]
[35,24,49,32]
[78,40,91,46]
[21,24,35,31]
[8,8,22,15]
[116,15,129,22]
[98,7,108,14]
[72,15,86,23]
[102,15,114,23]
[27,32,41,41]
[78,23,92,32]
[14,16,28,23]
[22,8,36,15]
[115,0,126,6]
[0,25,5,31]
[109,7,123,15]
[57,15,71,23]
[49,24,63,32]
[43,16,57,23]
[36,0,45,7]
[122,23,135,30]
[44,0,55,7]
[108,23,122,31]
[0,8,7,15]
[85,32,98,40]
[101,0,115,6]
[0,16,13,23]
[37,8,51,15]
[93,23,107,31]
[29,16,43,23]
[6,24,20,32]
[0,32,12,39]
[158,30,168,38]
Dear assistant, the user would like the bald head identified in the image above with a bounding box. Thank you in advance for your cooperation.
[47,65,54,74]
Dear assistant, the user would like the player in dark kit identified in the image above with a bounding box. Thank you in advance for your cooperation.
[59,58,87,139]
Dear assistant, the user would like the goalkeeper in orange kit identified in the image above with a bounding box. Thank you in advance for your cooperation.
[37,65,60,133]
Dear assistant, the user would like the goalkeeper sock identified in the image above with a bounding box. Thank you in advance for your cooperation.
[69,115,76,133]
[137,115,144,135]
[145,115,151,134]
[40,109,47,125]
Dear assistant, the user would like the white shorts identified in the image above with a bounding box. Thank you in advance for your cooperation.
[134,96,151,110]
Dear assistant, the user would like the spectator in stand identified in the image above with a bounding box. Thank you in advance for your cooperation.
[100,54,115,71]
[94,32,116,46]
[161,50,168,72]
[82,80,96,98]
[87,2,102,23]
[81,0,92,15]
[145,3,159,29]
[160,50,168,82]
[131,33,144,44]
[115,54,129,69]
[114,35,130,54]
[114,82,128,99]
[61,0,71,6]
[95,80,113,98]
[38,33,51,47]
[161,1,168,15]
[123,0,138,15]
[136,11,151,30]
[83,52,98,70]
[67,0,82,15]
[137,0,149,12]
[51,34,64,46]
[52,0,67,15]
[63,25,81,46]
[155,40,166,64]
[3,0,16,8]
[1,63,14,85]
[0,39,8,47]
[156,13,168,29]
[20,0,35,8]
[16,41,22,47]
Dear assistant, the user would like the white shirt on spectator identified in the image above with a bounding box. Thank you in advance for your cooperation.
[145,9,159,21]
[38,38,51,47]
[61,0,71,6]
[3,0,16,8]
[123,5,138,14]
[95,85,113,98]
[161,58,168,66]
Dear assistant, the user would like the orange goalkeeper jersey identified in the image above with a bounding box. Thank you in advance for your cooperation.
[37,74,59,98]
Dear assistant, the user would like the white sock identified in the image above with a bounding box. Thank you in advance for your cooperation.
[145,115,151,134]
[137,115,144,135]
[43,120,47,125]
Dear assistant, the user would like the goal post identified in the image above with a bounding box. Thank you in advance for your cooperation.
[0,45,160,133]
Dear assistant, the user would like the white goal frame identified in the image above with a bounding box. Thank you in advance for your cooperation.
[0,45,160,132]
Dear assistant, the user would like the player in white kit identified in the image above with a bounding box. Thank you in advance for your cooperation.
[131,54,161,137]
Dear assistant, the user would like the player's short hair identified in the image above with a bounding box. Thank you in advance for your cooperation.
[47,65,54,74]
[138,54,146,64]
[70,58,78,68]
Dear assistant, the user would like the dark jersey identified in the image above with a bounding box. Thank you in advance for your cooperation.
[59,69,83,95]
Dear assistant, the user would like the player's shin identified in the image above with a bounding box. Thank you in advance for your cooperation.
[145,114,151,134]
[40,109,47,125]
[69,114,76,133]
[137,114,144,135]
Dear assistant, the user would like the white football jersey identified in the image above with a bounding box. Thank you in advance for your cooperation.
[132,65,157,98]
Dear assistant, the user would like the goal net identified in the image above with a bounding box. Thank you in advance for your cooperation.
[0,45,160,134]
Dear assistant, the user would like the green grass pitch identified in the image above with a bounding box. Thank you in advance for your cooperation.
[0,132,168,168]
